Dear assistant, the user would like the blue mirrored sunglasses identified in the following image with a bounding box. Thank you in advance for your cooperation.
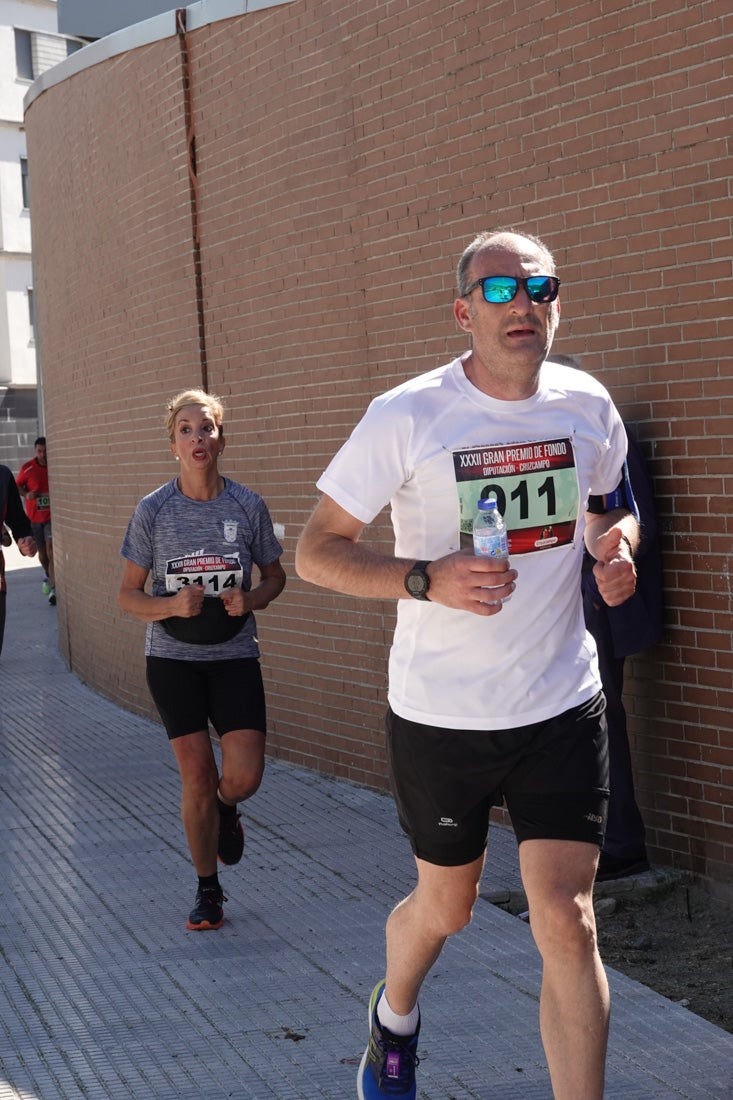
[463,275,560,304]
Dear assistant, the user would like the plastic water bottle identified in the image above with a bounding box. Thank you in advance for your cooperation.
[473,498,511,604]
[472,498,508,558]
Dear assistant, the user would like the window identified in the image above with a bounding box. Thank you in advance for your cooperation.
[27,289,36,342]
[15,29,33,80]
[20,158,30,210]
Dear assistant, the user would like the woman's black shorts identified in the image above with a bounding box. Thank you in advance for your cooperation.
[386,690,609,867]
[146,656,266,741]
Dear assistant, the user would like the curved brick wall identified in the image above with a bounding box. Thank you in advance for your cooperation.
[25,0,732,888]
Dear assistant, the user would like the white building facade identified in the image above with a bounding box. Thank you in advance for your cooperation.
[0,0,83,467]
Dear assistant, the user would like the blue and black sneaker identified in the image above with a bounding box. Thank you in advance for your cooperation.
[357,980,420,1099]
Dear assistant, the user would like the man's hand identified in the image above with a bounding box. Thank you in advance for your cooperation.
[427,549,517,616]
[296,494,515,612]
[592,527,636,608]
[17,536,38,558]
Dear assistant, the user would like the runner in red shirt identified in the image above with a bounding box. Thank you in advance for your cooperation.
[17,436,55,605]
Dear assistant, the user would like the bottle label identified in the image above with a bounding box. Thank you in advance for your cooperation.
[473,531,508,558]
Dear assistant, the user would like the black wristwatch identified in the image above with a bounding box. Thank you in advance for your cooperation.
[404,560,432,601]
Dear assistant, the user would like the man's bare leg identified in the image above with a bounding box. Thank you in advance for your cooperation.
[384,852,486,1014]
[520,838,609,1100]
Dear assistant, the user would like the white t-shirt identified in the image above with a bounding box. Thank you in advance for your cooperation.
[317,355,627,730]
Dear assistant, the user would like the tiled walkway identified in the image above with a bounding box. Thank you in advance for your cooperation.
[0,549,731,1099]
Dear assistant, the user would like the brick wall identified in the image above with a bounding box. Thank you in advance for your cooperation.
[25,0,732,889]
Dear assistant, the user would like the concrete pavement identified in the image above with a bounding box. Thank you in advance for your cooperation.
[0,547,731,1099]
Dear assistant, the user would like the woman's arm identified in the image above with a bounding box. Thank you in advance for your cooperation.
[221,558,286,617]
[249,558,286,609]
[118,559,205,622]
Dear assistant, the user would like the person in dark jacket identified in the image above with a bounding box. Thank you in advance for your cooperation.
[582,427,663,880]
[0,465,37,656]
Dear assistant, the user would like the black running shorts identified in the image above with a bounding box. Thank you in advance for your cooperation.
[146,656,266,740]
[386,691,609,867]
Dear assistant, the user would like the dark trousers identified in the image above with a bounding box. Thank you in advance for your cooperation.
[587,604,647,860]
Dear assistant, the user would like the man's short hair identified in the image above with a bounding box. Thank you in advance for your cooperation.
[34,436,45,447]
[456,229,556,297]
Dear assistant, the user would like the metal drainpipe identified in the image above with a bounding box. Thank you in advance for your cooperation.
[176,8,208,392]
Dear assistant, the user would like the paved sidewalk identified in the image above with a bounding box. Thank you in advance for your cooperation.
[0,551,731,1100]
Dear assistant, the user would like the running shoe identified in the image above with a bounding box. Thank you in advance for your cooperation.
[186,887,225,930]
[41,579,51,595]
[357,980,420,1099]
[48,588,56,606]
[217,806,244,865]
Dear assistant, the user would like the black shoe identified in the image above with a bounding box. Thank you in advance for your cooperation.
[186,887,225,930]
[217,807,244,866]
[596,853,650,882]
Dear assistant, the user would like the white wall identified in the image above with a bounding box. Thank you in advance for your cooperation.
[0,256,35,383]
[0,128,31,253]
[0,2,75,392]
[0,3,59,120]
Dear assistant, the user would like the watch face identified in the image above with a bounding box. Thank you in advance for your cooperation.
[405,567,429,598]
[406,573,426,595]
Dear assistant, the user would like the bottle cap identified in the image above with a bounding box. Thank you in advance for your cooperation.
[477,498,498,510]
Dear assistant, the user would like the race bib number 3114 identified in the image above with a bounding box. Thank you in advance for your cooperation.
[164,552,243,594]
[453,437,580,554]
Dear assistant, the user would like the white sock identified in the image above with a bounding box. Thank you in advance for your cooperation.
[377,991,419,1037]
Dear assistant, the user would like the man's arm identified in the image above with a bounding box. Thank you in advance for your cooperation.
[5,477,30,536]
[3,475,36,557]
[295,494,517,614]
[15,466,32,500]
[584,507,639,608]
[295,495,410,599]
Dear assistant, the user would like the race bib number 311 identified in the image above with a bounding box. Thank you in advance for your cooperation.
[453,438,580,554]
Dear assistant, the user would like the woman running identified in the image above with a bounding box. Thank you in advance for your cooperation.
[119,389,285,930]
